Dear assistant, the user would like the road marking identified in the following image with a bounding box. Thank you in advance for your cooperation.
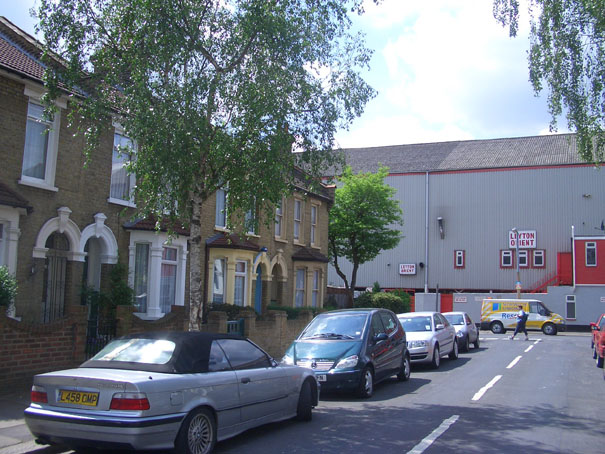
[472,375,502,401]
[533,339,541,345]
[524,345,533,353]
[480,337,499,340]
[407,415,459,454]
[506,355,522,369]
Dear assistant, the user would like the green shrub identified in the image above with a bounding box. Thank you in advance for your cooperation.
[354,291,410,314]
[372,281,381,293]
[266,305,322,319]
[0,266,17,307]
[209,303,257,320]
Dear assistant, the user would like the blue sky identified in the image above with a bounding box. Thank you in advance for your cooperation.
[1,0,565,149]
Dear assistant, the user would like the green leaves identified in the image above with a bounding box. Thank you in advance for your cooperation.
[493,0,605,163]
[37,0,376,224]
[328,165,403,291]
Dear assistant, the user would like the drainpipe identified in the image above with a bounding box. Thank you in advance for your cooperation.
[571,225,576,290]
[424,172,429,293]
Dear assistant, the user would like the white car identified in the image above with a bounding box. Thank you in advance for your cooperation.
[443,311,480,352]
[397,312,458,369]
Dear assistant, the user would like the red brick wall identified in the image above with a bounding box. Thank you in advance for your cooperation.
[0,306,87,388]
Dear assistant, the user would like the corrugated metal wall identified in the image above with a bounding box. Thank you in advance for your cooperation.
[328,165,604,293]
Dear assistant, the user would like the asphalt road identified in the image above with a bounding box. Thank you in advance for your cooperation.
[1,332,602,454]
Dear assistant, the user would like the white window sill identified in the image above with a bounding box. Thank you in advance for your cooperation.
[274,237,288,244]
[214,226,230,233]
[108,197,136,208]
[18,178,58,192]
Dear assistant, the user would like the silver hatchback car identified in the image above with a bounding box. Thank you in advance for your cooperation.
[396,312,458,369]
[443,311,480,352]
[24,331,319,454]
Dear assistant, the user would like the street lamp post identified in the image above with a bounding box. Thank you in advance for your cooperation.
[512,227,521,299]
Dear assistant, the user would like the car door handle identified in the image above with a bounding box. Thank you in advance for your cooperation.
[241,377,251,384]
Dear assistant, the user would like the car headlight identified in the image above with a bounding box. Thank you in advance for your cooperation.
[456,331,464,338]
[335,355,359,369]
[407,340,428,348]
[281,354,294,365]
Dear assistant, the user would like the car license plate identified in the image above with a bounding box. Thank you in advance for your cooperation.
[58,390,99,406]
[316,374,327,382]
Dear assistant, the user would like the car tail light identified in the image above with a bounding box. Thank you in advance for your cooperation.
[110,392,150,410]
[30,385,48,403]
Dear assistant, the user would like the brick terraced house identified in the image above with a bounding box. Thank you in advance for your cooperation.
[0,16,332,327]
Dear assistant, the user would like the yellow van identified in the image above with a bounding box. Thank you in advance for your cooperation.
[480,299,565,335]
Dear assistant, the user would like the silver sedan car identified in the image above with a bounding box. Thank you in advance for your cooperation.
[396,312,458,369]
[24,331,319,454]
[443,311,480,352]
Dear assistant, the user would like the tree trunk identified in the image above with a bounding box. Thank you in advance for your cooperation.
[189,192,204,330]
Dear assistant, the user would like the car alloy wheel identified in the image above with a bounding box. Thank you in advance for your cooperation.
[449,339,459,360]
[357,367,374,398]
[176,407,216,454]
[431,345,440,369]
[397,354,411,381]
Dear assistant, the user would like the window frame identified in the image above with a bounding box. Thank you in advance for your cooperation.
[586,242,597,267]
[19,92,63,192]
[108,129,137,207]
[234,260,247,307]
[245,199,258,236]
[454,250,465,269]
[311,269,320,308]
[159,246,178,313]
[565,295,576,320]
[532,249,545,268]
[274,198,284,239]
[293,198,303,243]
[310,203,318,247]
[518,250,529,268]
[295,268,305,307]
[500,250,513,268]
[133,242,150,313]
[212,257,227,304]
[217,338,271,370]
[215,187,228,229]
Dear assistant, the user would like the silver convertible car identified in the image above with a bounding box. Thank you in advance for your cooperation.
[24,331,319,454]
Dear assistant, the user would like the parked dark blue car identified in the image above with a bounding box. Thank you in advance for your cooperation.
[282,308,410,398]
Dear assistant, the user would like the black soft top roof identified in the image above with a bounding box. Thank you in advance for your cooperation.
[80,331,248,374]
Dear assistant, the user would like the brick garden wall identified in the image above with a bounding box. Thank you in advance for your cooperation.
[0,307,309,389]
[0,305,88,388]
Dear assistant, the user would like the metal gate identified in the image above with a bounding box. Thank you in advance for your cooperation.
[226,318,244,336]
[85,318,117,359]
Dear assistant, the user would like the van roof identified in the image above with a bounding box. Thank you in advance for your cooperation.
[482,299,542,303]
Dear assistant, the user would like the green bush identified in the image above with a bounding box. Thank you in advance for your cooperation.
[0,266,17,307]
[266,305,323,319]
[209,303,257,320]
[354,291,410,314]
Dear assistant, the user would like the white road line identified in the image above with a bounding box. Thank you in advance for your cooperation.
[533,339,541,345]
[506,355,522,369]
[407,415,460,454]
[472,375,502,401]
[524,345,534,353]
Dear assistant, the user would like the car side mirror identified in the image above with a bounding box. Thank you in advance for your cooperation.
[373,333,388,343]
[270,358,278,368]
[436,324,445,330]
[591,324,598,330]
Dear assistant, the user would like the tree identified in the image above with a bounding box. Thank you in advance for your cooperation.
[328,166,403,307]
[493,0,605,163]
[36,0,379,329]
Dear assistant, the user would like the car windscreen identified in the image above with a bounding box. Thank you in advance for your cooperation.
[398,316,433,332]
[300,313,367,340]
[89,338,176,364]
[444,314,465,325]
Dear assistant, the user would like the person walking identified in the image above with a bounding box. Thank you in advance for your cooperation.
[510,305,529,340]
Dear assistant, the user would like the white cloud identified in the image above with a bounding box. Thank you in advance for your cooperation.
[336,0,554,148]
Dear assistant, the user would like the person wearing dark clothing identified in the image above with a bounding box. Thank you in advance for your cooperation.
[510,305,529,340]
